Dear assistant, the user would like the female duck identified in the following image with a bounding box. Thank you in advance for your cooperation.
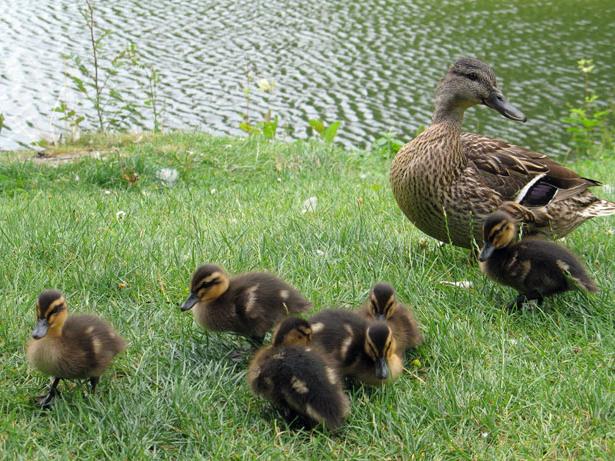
[478,210,598,308]
[26,290,126,408]
[390,57,615,248]
[361,283,423,354]
[309,309,403,385]
[248,317,350,430]
[181,264,311,345]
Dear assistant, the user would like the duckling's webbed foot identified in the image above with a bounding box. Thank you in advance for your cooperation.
[507,292,544,310]
[507,294,528,310]
[36,377,61,409]
[89,377,99,394]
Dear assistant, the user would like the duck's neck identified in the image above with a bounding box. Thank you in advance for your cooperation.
[432,92,467,126]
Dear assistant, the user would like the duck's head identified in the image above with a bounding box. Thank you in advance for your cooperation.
[32,290,68,339]
[368,283,397,321]
[364,322,397,381]
[272,317,312,347]
[479,211,518,261]
[435,57,526,123]
[180,264,230,311]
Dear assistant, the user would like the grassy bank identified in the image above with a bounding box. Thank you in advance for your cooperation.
[0,133,613,459]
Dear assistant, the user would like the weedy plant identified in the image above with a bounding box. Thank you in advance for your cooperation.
[53,0,163,141]
[371,131,405,158]
[0,113,8,135]
[307,119,341,144]
[239,70,279,140]
[561,59,612,156]
[239,67,341,144]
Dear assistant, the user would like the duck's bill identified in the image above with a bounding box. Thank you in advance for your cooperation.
[478,243,495,261]
[32,318,49,339]
[374,357,389,380]
[180,293,199,311]
[483,91,527,122]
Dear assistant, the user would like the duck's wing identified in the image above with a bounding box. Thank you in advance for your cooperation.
[461,133,600,207]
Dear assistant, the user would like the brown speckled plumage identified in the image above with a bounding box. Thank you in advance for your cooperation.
[391,58,615,249]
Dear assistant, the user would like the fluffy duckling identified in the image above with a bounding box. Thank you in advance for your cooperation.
[181,264,311,345]
[248,317,350,430]
[309,309,403,385]
[479,211,598,309]
[26,290,126,408]
[361,283,423,354]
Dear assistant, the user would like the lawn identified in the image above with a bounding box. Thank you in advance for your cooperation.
[0,133,613,459]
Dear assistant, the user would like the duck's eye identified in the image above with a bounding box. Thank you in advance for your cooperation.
[199,279,220,290]
[467,72,479,81]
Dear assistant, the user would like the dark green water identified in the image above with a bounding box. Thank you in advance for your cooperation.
[1,0,614,153]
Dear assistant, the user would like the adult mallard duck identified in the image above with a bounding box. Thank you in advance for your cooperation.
[390,57,615,249]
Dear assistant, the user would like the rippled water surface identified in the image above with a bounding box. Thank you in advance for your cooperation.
[1,0,614,152]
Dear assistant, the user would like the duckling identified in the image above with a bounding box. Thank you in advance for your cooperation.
[478,210,598,309]
[180,264,311,345]
[309,309,403,385]
[248,317,350,430]
[26,290,126,408]
[361,283,423,355]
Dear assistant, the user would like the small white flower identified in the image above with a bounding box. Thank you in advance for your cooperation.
[74,175,80,182]
[257,78,276,93]
[301,196,318,213]
[210,188,217,195]
[508,339,518,345]
[104,190,112,195]
[156,168,179,186]
[481,432,489,439]
[607,228,614,236]
[277,177,282,182]
[116,210,126,220]
[439,280,473,289]
[315,249,326,257]
[359,173,368,180]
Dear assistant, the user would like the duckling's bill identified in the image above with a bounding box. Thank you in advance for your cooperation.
[375,357,389,381]
[181,293,199,311]
[478,242,496,261]
[32,318,49,339]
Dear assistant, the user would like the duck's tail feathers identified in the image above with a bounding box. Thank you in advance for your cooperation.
[581,199,615,218]
[303,393,350,431]
[560,263,599,293]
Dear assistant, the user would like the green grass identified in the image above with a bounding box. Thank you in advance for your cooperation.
[0,133,613,459]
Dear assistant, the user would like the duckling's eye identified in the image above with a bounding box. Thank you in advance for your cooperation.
[198,279,220,290]
[467,72,479,81]
[47,305,64,318]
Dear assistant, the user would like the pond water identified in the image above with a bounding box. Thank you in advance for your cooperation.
[1,0,614,153]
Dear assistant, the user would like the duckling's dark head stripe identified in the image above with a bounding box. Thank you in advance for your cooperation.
[37,290,65,317]
[366,322,391,353]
